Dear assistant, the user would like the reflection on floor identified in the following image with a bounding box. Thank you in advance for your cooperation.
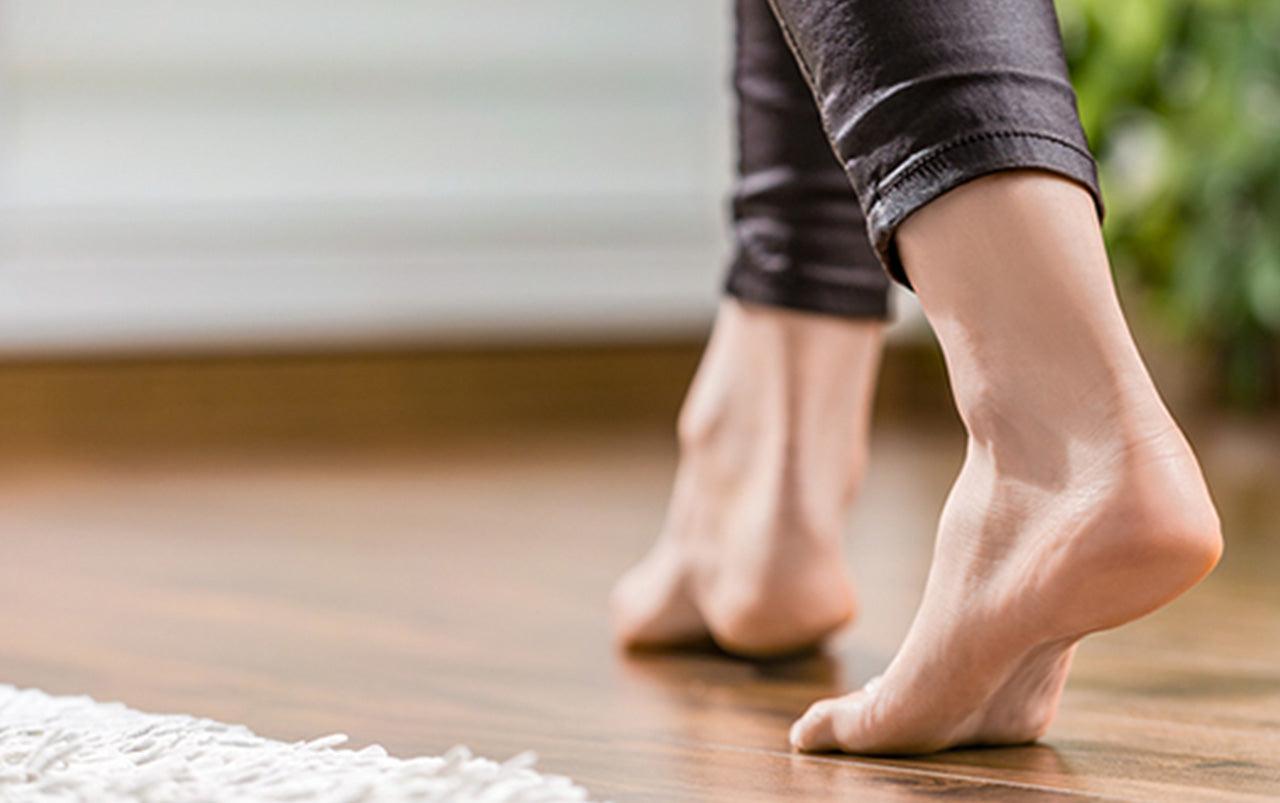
[0,422,1276,801]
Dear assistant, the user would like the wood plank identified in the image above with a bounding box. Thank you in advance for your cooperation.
[0,425,1276,800]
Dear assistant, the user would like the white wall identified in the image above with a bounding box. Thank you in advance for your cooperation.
[0,1,735,353]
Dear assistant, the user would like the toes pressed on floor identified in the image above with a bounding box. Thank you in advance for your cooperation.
[790,694,867,754]
[790,702,835,752]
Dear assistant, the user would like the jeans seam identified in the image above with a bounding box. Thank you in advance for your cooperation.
[866,130,1096,211]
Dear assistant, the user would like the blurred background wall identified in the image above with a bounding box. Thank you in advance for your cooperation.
[0,0,1276,458]
[0,0,736,353]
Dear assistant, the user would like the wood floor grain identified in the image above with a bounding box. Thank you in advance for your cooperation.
[0,425,1276,801]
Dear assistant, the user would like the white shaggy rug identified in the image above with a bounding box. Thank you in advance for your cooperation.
[0,685,602,802]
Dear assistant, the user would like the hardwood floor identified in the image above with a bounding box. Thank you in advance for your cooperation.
[0,424,1276,801]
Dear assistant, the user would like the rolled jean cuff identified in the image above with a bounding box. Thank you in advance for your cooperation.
[864,131,1105,287]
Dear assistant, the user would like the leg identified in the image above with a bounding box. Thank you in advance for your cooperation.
[763,0,1106,282]
[758,0,1223,753]
[610,0,890,656]
[723,0,890,318]
[791,171,1221,754]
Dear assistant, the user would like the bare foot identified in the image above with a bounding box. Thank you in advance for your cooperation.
[790,172,1223,754]
[611,299,885,657]
[791,419,1220,753]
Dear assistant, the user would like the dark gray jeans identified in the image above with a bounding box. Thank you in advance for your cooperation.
[724,0,1103,319]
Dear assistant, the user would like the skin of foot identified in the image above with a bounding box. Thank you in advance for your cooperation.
[610,298,885,657]
[789,171,1223,755]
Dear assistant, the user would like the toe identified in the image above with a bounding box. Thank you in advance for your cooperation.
[790,693,868,752]
[790,699,838,752]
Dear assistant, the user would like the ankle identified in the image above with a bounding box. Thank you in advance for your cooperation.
[952,354,1155,471]
[960,380,1222,576]
[675,298,884,502]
